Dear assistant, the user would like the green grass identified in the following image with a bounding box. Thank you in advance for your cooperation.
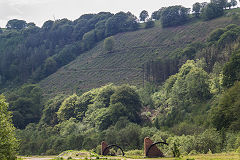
[39,13,240,98]
[19,152,240,160]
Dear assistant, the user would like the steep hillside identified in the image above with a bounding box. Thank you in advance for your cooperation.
[39,16,240,97]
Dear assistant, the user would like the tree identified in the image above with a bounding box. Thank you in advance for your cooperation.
[104,36,115,52]
[211,82,240,130]
[0,95,18,160]
[207,28,226,42]
[201,2,224,20]
[227,2,232,9]
[27,22,36,27]
[151,8,166,20]
[109,85,142,124]
[152,60,211,126]
[7,84,43,129]
[82,30,96,49]
[161,6,190,27]
[151,11,159,20]
[192,2,202,17]
[223,50,240,88]
[231,0,238,8]
[105,12,138,36]
[41,20,54,31]
[6,19,27,30]
[211,0,228,9]
[139,10,149,22]
[44,57,57,76]
[40,95,66,126]
[57,94,80,121]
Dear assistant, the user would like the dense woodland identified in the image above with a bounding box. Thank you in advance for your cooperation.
[1,0,240,159]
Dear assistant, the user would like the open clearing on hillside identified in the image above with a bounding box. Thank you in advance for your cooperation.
[39,15,240,98]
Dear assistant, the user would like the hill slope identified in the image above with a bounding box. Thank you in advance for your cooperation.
[39,16,240,97]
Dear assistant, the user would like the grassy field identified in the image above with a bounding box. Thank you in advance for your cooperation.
[39,10,240,98]
[19,152,240,160]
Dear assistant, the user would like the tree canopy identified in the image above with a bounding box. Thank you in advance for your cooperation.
[201,2,224,20]
[139,10,149,22]
[161,5,190,27]
[104,36,115,52]
[6,19,27,30]
[211,81,240,130]
[223,50,240,88]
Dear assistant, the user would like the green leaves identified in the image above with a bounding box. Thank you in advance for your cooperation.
[0,95,18,160]
[223,50,240,88]
[211,81,240,130]
[152,60,211,126]
[161,6,190,28]
[104,36,115,52]
[7,84,43,129]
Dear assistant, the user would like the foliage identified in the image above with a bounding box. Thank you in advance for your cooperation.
[139,10,149,22]
[211,81,240,130]
[201,2,224,20]
[6,19,27,30]
[40,95,66,126]
[109,84,142,124]
[152,60,211,126]
[151,8,165,20]
[7,84,43,129]
[192,2,203,17]
[223,50,240,88]
[208,28,226,42]
[231,0,238,8]
[4,4,240,157]
[0,95,18,160]
[105,12,138,36]
[145,20,155,29]
[161,5,190,27]
[167,129,221,154]
[57,94,81,121]
[0,11,140,87]
[104,36,115,52]
[82,30,96,49]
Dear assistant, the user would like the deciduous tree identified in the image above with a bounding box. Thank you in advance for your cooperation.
[104,36,115,52]
[0,95,18,160]
[193,2,202,17]
[161,6,190,27]
[139,10,149,22]
[6,19,27,30]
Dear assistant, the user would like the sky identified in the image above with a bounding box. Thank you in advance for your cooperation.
[0,0,212,28]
